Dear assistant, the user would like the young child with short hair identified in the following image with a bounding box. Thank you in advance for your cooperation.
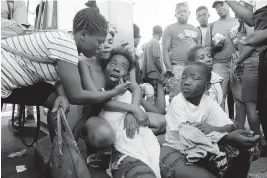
[161,62,236,178]
[186,46,224,105]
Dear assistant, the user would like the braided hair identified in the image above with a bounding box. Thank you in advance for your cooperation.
[73,7,108,36]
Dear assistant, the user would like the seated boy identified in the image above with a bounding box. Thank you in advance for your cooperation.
[160,62,256,178]
[186,46,224,105]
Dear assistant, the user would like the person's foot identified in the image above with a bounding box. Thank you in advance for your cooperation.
[87,150,112,168]
[251,145,260,161]
[259,135,267,147]
[25,114,35,123]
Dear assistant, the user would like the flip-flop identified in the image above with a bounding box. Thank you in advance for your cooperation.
[251,145,260,161]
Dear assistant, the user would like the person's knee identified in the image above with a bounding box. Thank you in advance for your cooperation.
[83,117,115,150]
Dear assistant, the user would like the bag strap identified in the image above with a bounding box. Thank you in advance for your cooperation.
[7,0,14,20]
[197,26,202,46]
[58,108,76,142]
[1,43,56,64]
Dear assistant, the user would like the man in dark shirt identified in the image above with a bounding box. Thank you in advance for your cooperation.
[143,25,163,97]
[133,23,142,84]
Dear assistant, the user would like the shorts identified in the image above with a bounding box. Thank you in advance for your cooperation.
[167,64,185,102]
[212,62,231,84]
[1,82,55,105]
[242,62,259,101]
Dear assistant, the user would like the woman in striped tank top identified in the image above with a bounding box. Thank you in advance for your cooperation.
[1,7,133,141]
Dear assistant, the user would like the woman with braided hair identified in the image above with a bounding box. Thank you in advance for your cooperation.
[1,7,132,141]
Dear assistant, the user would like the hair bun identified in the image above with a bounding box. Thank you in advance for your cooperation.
[85,1,99,12]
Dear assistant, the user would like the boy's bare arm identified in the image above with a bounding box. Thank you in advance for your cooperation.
[141,82,166,114]
[212,124,236,133]
[196,123,235,134]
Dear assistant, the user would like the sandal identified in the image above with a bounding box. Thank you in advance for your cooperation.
[251,145,260,161]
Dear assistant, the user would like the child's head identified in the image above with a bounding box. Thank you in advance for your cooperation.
[97,23,118,62]
[104,47,134,87]
[186,46,213,68]
[73,7,108,58]
[181,62,211,103]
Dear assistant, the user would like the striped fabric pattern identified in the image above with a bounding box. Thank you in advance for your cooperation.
[1,31,79,98]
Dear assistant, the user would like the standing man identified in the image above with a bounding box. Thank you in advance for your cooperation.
[196,6,210,46]
[206,1,239,112]
[163,2,201,102]
[143,25,163,97]
[133,23,142,84]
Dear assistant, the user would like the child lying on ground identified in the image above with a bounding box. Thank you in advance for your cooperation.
[95,47,167,178]
[186,46,224,105]
[161,62,237,178]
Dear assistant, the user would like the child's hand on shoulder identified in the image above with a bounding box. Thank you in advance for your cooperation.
[195,122,214,134]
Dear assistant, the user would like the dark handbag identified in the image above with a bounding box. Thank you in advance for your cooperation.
[50,108,91,178]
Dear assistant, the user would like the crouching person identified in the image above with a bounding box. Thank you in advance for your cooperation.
[160,62,259,178]
[1,7,109,142]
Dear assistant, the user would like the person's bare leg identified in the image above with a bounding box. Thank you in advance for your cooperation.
[83,116,115,152]
[245,102,261,135]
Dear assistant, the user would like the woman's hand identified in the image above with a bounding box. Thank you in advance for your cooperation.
[114,81,132,95]
[51,96,70,115]
[230,62,238,77]
[239,30,267,47]
[124,113,139,139]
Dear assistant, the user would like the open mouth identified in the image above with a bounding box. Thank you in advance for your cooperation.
[109,74,120,81]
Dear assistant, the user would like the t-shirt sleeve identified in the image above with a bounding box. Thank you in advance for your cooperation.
[165,95,188,131]
[47,34,79,65]
[206,99,233,127]
[152,41,161,58]
[162,25,172,47]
